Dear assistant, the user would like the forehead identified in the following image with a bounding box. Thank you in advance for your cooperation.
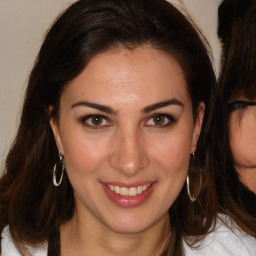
[61,46,190,107]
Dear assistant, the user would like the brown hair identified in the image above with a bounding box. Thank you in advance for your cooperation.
[0,0,217,255]
[213,1,256,237]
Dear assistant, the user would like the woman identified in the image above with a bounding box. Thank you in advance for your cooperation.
[0,0,234,255]
[213,0,256,239]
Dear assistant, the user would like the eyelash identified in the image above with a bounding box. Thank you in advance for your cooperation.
[79,115,111,129]
[79,113,177,129]
[145,113,177,128]
[228,101,256,112]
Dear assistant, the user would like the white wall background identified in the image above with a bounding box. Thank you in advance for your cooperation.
[0,0,222,169]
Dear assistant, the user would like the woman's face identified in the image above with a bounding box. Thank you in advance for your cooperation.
[229,96,256,192]
[50,46,204,234]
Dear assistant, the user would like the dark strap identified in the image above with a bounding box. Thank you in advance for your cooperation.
[48,229,60,256]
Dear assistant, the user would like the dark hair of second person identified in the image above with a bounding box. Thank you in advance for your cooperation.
[213,0,256,237]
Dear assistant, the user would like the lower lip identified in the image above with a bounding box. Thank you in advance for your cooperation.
[102,183,155,208]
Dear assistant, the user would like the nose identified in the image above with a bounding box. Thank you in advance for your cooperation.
[109,127,149,177]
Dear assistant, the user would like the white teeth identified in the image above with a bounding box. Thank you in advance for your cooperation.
[142,185,148,191]
[128,187,137,196]
[114,186,120,194]
[120,187,128,196]
[137,186,143,194]
[107,184,151,197]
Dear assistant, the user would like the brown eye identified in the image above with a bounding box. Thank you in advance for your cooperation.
[152,115,166,125]
[91,116,104,126]
[145,114,177,128]
[81,115,110,129]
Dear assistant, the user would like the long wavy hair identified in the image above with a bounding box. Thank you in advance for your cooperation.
[0,0,216,255]
[213,0,256,237]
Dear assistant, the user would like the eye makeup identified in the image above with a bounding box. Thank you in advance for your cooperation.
[228,101,256,112]
[78,112,178,130]
[145,113,178,128]
[78,114,111,129]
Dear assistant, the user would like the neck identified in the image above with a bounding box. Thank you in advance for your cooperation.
[60,210,170,256]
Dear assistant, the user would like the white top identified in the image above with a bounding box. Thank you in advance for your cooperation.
[1,214,256,256]
[183,214,256,256]
[1,227,47,256]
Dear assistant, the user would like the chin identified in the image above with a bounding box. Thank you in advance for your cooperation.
[104,208,168,235]
[103,213,155,234]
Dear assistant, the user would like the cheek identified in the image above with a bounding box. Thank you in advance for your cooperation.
[148,132,191,210]
[230,115,256,165]
[149,128,193,174]
[229,114,242,159]
[60,129,110,176]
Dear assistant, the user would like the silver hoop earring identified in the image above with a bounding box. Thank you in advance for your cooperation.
[53,153,65,187]
[186,152,202,202]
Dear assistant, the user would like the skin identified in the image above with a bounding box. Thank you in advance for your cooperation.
[50,45,205,256]
[229,96,256,193]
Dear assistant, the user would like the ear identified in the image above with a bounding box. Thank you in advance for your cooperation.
[190,102,205,153]
[48,105,64,155]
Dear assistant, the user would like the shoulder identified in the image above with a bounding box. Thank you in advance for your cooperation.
[183,214,256,256]
[1,226,47,256]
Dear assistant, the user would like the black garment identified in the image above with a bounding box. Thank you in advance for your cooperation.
[48,229,60,256]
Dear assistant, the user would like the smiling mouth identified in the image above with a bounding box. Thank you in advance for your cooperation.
[106,184,151,197]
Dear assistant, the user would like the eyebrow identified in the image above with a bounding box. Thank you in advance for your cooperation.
[71,98,184,114]
[71,101,117,115]
[142,98,184,113]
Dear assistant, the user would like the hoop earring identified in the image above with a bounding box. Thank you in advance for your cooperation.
[53,153,65,187]
[186,152,202,202]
